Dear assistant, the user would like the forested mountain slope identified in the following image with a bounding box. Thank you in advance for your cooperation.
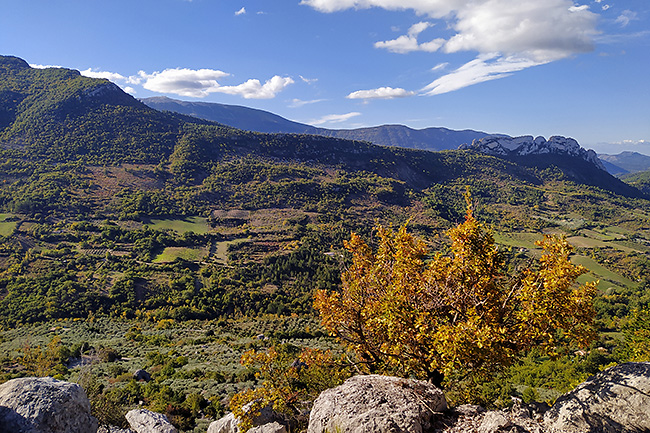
[0,55,648,329]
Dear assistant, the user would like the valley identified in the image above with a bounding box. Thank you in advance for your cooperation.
[1,56,649,431]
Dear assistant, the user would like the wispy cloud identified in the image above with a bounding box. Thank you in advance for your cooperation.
[347,86,415,100]
[290,98,325,108]
[303,0,599,94]
[431,62,449,72]
[310,112,361,125]
[615,10,638,27]
[595,30,650,44]
[375,21,445,54]
[422,54,545,96]
[235,7,246,16]
[299,75,318,84]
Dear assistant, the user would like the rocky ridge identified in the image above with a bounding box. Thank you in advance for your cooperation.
[2,363,650,432]
[461,135,607,171]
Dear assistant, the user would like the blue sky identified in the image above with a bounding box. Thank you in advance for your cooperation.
[2,0,649,154]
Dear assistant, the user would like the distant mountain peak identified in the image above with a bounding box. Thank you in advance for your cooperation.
[599,151,650,175]
[461,135,606,171]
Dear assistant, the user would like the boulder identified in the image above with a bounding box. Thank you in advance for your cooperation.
[307,374,447,433]
[125,409,177,433]
[478,411,511,433]
[207,402,276,433]
[207,413,238,433]
[97,427,135,433]
[248,422,287,433]
[0,376,98,433]
[544,362,650,433]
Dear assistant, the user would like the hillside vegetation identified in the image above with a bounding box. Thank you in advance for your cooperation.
[1,55,649,431]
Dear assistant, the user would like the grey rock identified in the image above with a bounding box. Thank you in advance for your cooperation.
[207,402,276,433]
[478,411,511,433]
[544,362,650,433]
[454,404,485,417]
[125,409,177,433]
[248,422,287,433]
[307,374,447,433]
[207,413,238,433]
[97,426,135,433]
[0,376,98,433]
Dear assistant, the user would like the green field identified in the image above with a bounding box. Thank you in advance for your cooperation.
[578,229,624,241]
[0,213,17,237]
[494,232,543,250]
[147,216,212,234]
[214,239,249,263]
[153,247,207,263]
[566,236,609,249]
[572,254,638,291]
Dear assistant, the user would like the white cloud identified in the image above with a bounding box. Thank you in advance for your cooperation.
[213,76,295,99]
[235,7,246,16]
[443,0,597,63]
[375,21,445,53]
[615,10,637,27]
[601,5,610,11]
[304,0,599,94]
[300,75,319,84]
[29,63,62,69]
[80,68,126,81]
[121,67,294,99]
[310,112,362,125]
[126,75,143,85]
[422,53,545,95]
[123,86,136,94]
[300,0,462,17]
[303,0,598,61]
[346,86,415,100]
[138,68,230,97]
[290,98,326,107]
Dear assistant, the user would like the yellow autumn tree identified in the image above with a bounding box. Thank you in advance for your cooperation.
[314,199,597,387]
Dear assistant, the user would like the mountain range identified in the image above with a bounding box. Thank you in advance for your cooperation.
[0,55,643,203]
[599,151,650,175]
[141,96,493,152]
[141,96,650,177]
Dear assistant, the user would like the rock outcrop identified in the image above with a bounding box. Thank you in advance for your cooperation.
[125,409,178,433]
[544,362,650,433]
[0,376,98,433]
[460,135,606,171]
[248,421,287,433]
[307,374,447,433]
[207,402,277,433]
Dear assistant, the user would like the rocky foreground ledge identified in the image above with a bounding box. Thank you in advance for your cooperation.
[1,362,649,433]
